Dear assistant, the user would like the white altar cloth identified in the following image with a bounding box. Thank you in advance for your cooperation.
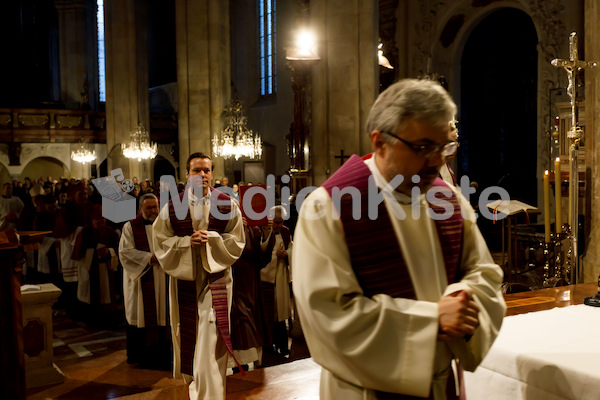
[464,304,600,400]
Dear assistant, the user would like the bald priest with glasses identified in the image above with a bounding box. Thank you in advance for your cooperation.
[293,79,506,400]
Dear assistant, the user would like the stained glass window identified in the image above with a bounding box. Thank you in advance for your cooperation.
[258,0,276,96]
[97,0,106,102]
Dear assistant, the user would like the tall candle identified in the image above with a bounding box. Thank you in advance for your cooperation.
[555,157,562,233]
[568,150,573,227]
[544,170,551,243]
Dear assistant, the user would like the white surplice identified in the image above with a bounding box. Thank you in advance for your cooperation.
[292,155,506,400]
[152,188,245,400]
[0,195,24,229]
[119,221,167,327]
[75,245,118,304]
[260,230,293,322]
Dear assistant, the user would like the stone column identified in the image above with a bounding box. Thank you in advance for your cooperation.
[55,0,99,110]
[310,0,378,186]
[582,0,600,282]
[104,0,149,178]
[175,0,231,179]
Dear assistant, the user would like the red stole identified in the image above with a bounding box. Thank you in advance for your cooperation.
[322,155,464,400]
[168,189,240,375]
[130,213,159,344]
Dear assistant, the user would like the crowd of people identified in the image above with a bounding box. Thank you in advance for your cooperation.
[0,168,295,398]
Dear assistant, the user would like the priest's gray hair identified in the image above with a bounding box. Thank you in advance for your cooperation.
[139,193,158,209]
[365,79,457,143]
[268,205,288,219]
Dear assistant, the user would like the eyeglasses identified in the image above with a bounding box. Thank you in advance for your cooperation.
[382,131,459,158]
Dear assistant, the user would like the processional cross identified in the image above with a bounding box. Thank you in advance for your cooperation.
[551,32,597,285]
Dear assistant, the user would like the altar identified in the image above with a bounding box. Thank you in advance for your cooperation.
[464,283,599,400]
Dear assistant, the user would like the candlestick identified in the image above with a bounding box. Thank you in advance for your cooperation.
[555,157,562,233]
[544,170,551,243]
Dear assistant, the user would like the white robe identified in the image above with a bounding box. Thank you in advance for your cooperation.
[260,231,293,322]
[36,236,56,274]
[0,195,24,229]
[292,156,506,400]
[119,221,167,327]
[75,245,118,304]
[60,227,83,282]
[153,189,245,400]
[439,163,456,186]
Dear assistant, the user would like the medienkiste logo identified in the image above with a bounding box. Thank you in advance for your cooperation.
[93,171,511,224]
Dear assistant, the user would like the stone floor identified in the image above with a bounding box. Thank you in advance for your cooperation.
[26,307,317,399]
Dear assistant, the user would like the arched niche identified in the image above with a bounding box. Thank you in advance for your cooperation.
[458,8,538,199]
[153,156,177,183]
[20,157,70,182]
[430,0,572,218]
[0,162,12,186]
[457,8,538,248]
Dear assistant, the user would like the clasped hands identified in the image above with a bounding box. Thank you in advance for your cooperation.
[437,289,480,342]
[190,229,210,247]
[276,245,287,259]
[96,247,109,260]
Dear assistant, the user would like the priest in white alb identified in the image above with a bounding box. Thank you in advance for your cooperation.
[153,152,245,400]
[293,79,506,400]
[119,193,170,368]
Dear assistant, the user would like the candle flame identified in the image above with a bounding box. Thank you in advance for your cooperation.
[545,170,549,175]
[556,157,560,162]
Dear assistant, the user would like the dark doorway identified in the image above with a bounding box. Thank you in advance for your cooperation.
[153,157,176,182]
[459,8,538,246]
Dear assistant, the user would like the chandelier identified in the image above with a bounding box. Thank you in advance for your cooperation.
[122,123,158,162]
[71,138,96,164]
[212,99,262,160]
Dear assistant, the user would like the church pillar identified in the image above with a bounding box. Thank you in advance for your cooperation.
[103,0,149,178]
[175,0,231,180]
[582,0,600,282]
[55,0,98,110]
[310,0,378,185]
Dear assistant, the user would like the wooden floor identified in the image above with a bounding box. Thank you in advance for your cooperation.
[26,283,598,399]
[26,307,316,400]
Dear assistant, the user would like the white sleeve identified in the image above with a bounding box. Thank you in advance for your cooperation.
[119,222,152,280]
[152,203,195,281]
[203,199,245,273]
[445,191,506,371]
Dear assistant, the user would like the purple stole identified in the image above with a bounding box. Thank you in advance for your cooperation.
[263,226,291,263]
[322,155,464,400]
[130,213,159,345]
[168,189,240,375]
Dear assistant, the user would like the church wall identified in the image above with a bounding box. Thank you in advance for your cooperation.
[174,0,231,180]
[0,163,12,187]
[0,1,61,107]
[400,0,584,219]
[0,143,110,182]
[55,0,99,110]
[20,158,70,183]
[230,0,295,180]
[582,0,600,282]
[310,0,378,185]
